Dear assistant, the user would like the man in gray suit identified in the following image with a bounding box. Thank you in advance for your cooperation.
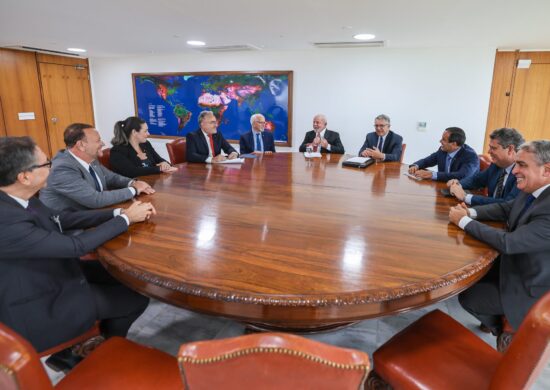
[449,140,550,338]
[40,123,154,211]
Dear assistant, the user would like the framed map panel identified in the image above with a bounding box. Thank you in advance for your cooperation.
[132,71,293,146]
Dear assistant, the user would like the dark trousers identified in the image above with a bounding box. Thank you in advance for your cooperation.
[458,259,504,334]
[80,261,149,338]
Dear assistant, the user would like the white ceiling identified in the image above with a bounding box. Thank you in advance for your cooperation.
[1,0,550,57]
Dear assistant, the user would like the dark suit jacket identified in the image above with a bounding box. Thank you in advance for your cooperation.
[239,131,276,154]
[459,163,519,206]
[465,187,550,329]
[412,144,479,182]
[358,131,403,162]
[299,130,345,154]
[186,129,238,163]
[0,190,128,352]
[110,141,167,177]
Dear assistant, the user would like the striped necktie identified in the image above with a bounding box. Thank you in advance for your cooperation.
[494,169,506,198]
[89,166,101,192]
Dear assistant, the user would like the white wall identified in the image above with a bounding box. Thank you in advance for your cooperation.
[89,47,495,163]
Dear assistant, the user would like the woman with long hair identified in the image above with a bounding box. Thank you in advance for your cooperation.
[110,116,177,177]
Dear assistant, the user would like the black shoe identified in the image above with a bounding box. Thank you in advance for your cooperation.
[45,348,83,373]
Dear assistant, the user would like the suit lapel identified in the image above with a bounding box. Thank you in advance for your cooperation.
[91,161,107,188]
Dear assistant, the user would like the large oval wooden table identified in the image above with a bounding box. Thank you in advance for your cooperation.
[98,152,498,332]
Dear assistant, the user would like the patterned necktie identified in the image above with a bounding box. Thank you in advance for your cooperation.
[377,136,383,150]
[255,133,262,152]
[88,166,101,192]
[208,134,216,157]
[494,169,506,198]
[445,155,452,173]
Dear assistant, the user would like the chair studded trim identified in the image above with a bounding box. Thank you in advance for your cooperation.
[178,346,370,371]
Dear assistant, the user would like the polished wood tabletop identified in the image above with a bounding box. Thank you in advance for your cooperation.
[98,152,498,331]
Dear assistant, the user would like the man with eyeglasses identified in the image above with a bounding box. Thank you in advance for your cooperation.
[447,128,524,206]
[409,127,479,181]
[187,110,239,163]
[0,136,155,372]
[40,123,155,212]
[299,114,345,154]
[239,113,276,154]
[358,114,403,161]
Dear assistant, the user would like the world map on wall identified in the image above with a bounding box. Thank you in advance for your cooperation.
[133,72,291,143]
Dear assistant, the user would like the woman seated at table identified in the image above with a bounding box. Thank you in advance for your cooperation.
[110,116,177,177]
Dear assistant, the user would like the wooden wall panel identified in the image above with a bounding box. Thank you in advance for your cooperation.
[36,53,88,66]
[0,49,51,155]
[0,97,6,136]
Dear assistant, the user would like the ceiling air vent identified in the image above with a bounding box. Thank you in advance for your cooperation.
[2,45,83,56]
[196,44,261,53]
[312,41,385,49]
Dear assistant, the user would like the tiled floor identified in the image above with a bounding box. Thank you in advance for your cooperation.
[45,296,549,388]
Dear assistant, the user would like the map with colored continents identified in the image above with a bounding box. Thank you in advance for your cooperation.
[133,72,291,144]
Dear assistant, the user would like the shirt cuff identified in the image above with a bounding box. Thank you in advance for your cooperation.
[116,213,130,226]
[326,144,331,151]
[205,157,213,163]
[128,187,137,196]
[432,172,437,180]
[381,153,386,161]
[469,208,477,219]
[458,216,473,230]
[464,194,473,205]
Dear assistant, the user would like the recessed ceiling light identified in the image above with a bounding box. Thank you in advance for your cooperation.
[353,34,376,40]
[67,47,87,53]
[187,40,206,46]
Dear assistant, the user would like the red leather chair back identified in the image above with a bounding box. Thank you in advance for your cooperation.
[479,154,491,171]
[178,332,370,390]
[400,143,407,163]
[166,138,186,165]
[98,147,112,170]
[0,323,54,390]
[491,291,550,389]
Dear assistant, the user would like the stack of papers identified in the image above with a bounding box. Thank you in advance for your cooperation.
[304,152,322,158]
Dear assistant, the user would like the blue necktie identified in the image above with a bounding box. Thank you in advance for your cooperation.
[445,155,452,173]
[377,136,383,150]
[255,133,262,152]
[89,166,101,192]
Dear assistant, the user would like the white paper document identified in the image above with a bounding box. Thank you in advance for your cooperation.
[304,152,322,158]
[213,158,245,164]
[345,157,371,164]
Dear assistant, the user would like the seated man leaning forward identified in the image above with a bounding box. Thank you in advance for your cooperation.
[358,114,403,162]
[447,127,524,206]
[409,127,479,181]
[0,136,154,372]
[239,113,276,154]
[186,110,239,163]
[449,140,550,344]
[299,114,345,154]
[40,123,154,211]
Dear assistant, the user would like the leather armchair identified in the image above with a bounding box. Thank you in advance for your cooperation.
[179,332,370,390]
[367,291,550,389]
[166,138,186,165]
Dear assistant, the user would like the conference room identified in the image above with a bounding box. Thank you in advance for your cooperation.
[1,0,549,388]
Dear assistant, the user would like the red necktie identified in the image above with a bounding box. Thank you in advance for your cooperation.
[208,134,216,157]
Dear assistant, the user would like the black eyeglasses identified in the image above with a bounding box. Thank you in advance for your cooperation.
[27,160,52,171]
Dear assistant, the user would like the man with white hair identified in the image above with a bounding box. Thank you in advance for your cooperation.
[299,114,345,154]
[239,113,276,154]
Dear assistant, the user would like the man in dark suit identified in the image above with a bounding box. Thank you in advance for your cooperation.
[449,140,550,340]
[447,128,524,206]
[0,136,155,371]
[40,123,154,211]
[409,127,479,181]
[186,110,239,163]
[239,113,276,154]
[299,114,345,154]
[358,114,403,161]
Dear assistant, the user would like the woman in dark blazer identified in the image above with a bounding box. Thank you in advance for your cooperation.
[110,116,177,177]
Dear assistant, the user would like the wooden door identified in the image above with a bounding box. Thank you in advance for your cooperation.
[39,60,94,154]
[508,61,550,141]
[0,49,50,154]
[484,51,550,150]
